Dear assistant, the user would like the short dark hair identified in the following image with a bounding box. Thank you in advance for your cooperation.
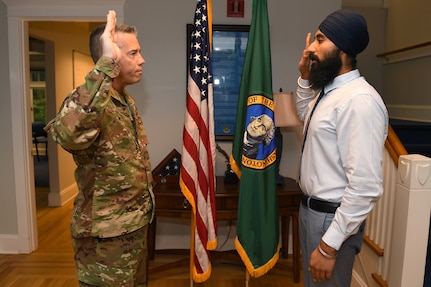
[345,55,358,70]
[89,23,138,63]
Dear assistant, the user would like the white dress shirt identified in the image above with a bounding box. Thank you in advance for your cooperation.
[296,69,389,250]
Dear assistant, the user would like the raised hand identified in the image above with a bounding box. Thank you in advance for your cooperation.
[298,32,311,80]
[101,10,121,61]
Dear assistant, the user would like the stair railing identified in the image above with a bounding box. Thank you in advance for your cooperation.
[355,125,431,287]
[360,125,406,286]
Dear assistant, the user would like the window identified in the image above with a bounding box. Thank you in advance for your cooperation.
[187,24,249,140]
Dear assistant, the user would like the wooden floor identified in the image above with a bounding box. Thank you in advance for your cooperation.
[0,187,303,287]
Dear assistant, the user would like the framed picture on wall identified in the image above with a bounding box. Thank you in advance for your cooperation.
[187,24,250,141]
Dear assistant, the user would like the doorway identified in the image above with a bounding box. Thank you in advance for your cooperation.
[29,37,50,199]
[27,20,103,249]
[2,0,123,253]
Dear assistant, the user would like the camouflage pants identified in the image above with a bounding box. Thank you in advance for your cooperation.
[72,226,148,287]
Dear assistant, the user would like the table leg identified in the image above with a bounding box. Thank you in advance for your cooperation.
[147,217,157,261]
[292,212,300,283]
[281,216,289,258]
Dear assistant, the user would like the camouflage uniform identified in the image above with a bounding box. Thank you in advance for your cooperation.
[46,56,154,286]
[73,227,148,287]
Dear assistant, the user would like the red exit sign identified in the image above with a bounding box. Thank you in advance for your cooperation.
[227,0,244,18]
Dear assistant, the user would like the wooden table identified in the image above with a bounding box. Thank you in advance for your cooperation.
[148,176,302,282]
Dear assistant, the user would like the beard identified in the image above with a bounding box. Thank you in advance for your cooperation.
[308,48,342,91]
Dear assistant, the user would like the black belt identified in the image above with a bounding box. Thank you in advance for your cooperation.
[301,193,340,214]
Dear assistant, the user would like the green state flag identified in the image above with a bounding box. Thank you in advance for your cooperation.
[229,0,279,278]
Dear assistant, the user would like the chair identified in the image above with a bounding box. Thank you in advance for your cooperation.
[32,121,48,161]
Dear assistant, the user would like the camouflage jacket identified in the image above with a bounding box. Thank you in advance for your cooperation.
[46,56,155,238]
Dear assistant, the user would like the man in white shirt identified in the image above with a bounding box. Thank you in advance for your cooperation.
[295,9,388,286]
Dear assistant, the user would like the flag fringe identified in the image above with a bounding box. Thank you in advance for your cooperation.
[234,236,280,278]
[207,238,217,250]
[179,174,197,215]
[191,263,212,283]
[180,173,217,282]
[229,154,242,179]
[179,173,218,251]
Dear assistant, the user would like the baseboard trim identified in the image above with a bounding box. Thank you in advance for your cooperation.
[0,234,33,254]
[351,269,369,287]
[48,182,77,206]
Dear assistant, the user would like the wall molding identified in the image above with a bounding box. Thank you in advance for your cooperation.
[351,269,369,287]
[1,0,125,21]
[342,0,385,8]
[387,104,431,123]
[379,45,431,65]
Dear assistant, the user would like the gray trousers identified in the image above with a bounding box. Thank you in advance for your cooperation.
[299,204,365,287]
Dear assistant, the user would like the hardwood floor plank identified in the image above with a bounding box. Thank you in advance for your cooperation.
[0,188,303,287]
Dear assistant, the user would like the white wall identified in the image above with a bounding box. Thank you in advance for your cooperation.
[0,1,18,235]
[382,0,431,122]
[126,0,340,179]
[0,0,345,252]
[124,0,341,250]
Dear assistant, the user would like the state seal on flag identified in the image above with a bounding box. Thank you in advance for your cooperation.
[241,94,276,168]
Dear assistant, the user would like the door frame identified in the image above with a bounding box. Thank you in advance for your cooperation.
[3,0,125,253]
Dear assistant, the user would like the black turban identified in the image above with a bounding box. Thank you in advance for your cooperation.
[319,9,369,58]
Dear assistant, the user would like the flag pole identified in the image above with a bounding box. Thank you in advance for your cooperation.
[232,0,279,279]
[189,215,195,287]
[181,0,216,283]
[245,269,250,287]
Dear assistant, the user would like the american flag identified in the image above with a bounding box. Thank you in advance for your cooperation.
[156,156,181,176]
[179,0,217,282]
